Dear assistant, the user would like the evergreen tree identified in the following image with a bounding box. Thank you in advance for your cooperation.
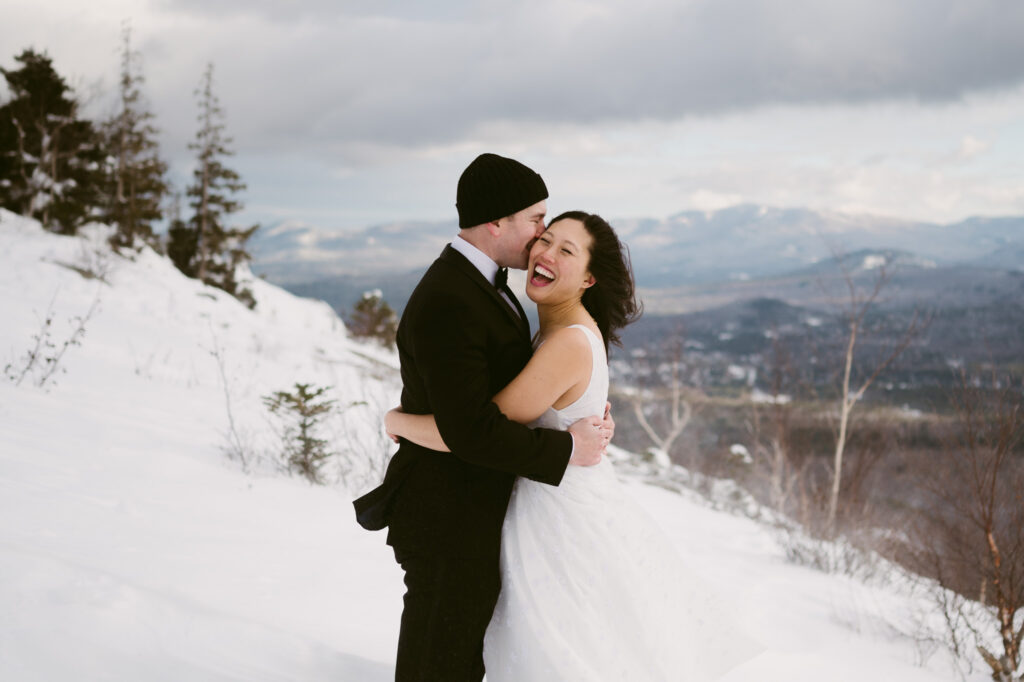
[102,25,168,250]
[0,48,105,234]
[165,189,197,276]
[180,62,257,307]
[263,383,337,484]
[347,289,398,348]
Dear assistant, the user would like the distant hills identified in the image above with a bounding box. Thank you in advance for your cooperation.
[250,219,457,284]
[638,248,1024,314]
[249,204,1023,315]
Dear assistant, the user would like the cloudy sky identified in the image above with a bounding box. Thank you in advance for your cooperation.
[4,0,1024,230]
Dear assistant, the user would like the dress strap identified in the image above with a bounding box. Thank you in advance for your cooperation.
[565,324,605,359]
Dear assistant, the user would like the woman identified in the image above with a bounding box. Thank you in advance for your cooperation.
[386,211,758,680]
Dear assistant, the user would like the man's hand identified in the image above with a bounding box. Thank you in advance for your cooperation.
[602,401,615,442]
[567,416,611,466]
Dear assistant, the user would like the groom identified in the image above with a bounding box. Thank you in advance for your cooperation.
[354,153,607,681]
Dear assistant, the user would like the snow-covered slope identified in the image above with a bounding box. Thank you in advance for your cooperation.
[0,210,403,679]
[0,210,971,681]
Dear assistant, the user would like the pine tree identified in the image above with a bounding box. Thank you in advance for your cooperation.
[103,25,168,250]
[347,290,398,348]
[166,189,197,276]
[263,383,337,484]
[181,62,257,307]
[0,49,105,234]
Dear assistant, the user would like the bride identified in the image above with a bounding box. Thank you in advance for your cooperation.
[386,211,759,680]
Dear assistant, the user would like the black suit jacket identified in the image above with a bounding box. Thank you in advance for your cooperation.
[353,245,572,555]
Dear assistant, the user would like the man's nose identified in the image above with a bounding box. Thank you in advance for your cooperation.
[534,222,546,237]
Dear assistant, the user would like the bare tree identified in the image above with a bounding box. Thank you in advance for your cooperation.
[822,251,925,529]
[207,326,254,472]
[612,332,700,467]
[4,289,100,389]
[910,371,1024,682]
[747,334,800,514]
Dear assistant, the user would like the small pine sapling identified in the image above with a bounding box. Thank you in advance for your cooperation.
[263,383,337,484]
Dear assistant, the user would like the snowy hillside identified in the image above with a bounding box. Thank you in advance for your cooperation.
[0,210,976,681]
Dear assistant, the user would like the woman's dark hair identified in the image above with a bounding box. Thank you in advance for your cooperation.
[548,210,642,350]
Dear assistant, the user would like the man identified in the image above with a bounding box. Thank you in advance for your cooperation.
[354,153,608,681]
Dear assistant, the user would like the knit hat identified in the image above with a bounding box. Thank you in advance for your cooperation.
[456,153,548,228]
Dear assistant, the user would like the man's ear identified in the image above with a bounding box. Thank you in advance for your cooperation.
[484,219,502,238]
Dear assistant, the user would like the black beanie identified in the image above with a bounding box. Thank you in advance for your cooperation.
[456,153,549,228]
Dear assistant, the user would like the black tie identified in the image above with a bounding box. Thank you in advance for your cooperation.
[493,267,525,330]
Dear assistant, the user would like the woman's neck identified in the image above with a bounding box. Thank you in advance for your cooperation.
[536,298,592,339]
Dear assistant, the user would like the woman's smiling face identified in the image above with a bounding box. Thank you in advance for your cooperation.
[526,217,595,305]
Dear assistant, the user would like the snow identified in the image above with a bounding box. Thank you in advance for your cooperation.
[862,253,888,270]
[0,209,976,680]
[751,387,793,404]
[726,364,755,384]
[729,443,753,464]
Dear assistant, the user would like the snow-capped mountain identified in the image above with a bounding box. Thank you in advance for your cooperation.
[249,218,457,283]
[0,209,988,680]
[248,205,1024,288]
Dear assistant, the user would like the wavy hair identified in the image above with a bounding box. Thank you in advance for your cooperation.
[548,210,642,350]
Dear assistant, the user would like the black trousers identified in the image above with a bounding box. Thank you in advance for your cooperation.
[392,544,501,682]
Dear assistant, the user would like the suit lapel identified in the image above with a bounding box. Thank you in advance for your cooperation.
[440,245,531,342]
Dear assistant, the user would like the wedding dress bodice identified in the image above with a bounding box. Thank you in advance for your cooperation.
[531,324,608,432]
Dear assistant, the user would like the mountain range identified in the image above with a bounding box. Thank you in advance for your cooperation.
[249,204,1023,315]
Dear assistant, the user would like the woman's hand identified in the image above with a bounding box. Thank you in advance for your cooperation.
[383,407,450,452]
[385,405,404,443]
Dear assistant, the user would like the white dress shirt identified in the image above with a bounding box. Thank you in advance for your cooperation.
[450,235,520,316]
[448,235,577,459]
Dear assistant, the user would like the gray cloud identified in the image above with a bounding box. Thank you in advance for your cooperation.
[149,1,1024,126]
[8,1,1020,227]
[156,0,485,22]
[144,0,1024,159]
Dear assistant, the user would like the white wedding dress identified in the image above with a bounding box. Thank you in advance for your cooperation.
[483,324,759,681]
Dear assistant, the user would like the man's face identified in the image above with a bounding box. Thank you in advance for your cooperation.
[496,199,547,270]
